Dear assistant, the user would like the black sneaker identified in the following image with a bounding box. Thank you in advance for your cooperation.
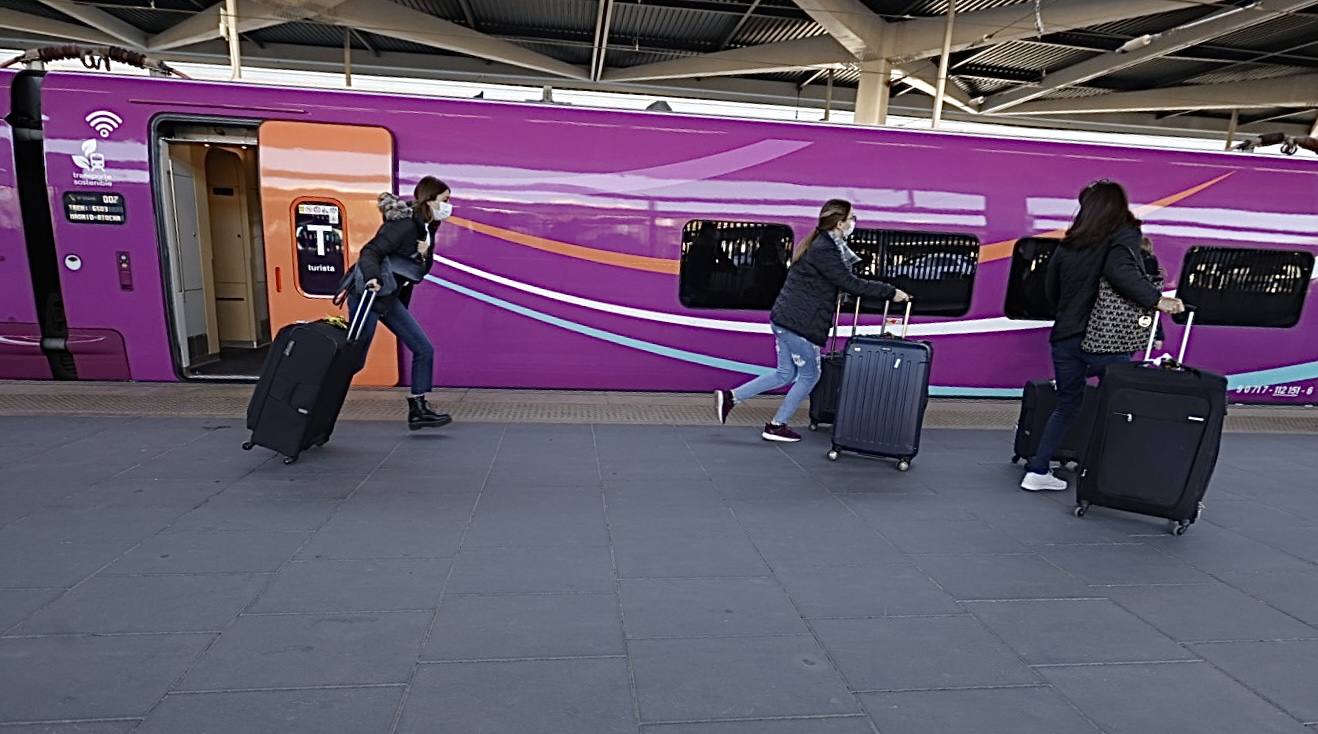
[761,422,801,443]
[715,390,736,424]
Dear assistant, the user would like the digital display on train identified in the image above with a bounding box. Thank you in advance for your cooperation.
[63,191,126,225]
[294,201,346,297]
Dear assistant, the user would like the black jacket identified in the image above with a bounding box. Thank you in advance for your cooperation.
[357,212,435,308]
[1045,224,1162,343]
[770,233,897,346]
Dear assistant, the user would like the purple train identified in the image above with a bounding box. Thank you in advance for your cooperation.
[1,68,1315,403]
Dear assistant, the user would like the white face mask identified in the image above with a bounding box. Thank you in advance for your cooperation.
[430,200,453,221]
[840,218,856,237]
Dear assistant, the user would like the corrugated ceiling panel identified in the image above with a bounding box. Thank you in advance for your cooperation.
[473,0,597,36]
[1084,6,1218,37]
[729,15,824,46]
[1188,64,1313,85]
[964,40,1096,72]
[1210,14,1318,51]
[248,22,353,47]
[609,2,728,48]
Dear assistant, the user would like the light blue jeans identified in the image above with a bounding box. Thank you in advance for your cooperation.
[732,325,822,425]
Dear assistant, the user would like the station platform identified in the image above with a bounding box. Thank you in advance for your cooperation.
[1,382,1317,733]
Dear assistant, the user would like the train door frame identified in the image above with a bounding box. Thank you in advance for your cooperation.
[150,116,268,379]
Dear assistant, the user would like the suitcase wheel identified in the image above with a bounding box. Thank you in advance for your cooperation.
[1170,520,1190,536]
[1010,455,1020,464]
[1073,503,1089,518]
[241,441,254,451]
[809,423,818,431]
[283,455,298,465]
[896,460,911,472]
[827,449,839,462]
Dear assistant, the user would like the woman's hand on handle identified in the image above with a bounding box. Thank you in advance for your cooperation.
[891,289,911,303]
[1156,296,1184,315]
[366,278,382,292]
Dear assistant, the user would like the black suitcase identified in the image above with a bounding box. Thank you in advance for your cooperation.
[1012,381,1098,467]
[809,295,853,431]
[1074,308,1226,535]
[242,290,375,464]
[828,300,932,471]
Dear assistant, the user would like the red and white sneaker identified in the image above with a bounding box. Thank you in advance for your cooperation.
[761,423,802,443]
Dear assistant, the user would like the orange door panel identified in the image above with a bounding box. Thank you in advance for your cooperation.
[258,121,398,387]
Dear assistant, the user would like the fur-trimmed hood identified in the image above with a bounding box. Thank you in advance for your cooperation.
[378,192,415,222]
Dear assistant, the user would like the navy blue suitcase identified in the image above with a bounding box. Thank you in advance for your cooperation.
[1075,308,1226,535]
[828,300,932,471]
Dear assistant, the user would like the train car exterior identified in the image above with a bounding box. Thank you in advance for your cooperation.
[2,69,1315,404]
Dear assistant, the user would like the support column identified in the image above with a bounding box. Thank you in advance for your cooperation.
[824,68,834,122]
[855,58,890,126]
[223,0,241,80]
[344,27,352,87]
[1309,112,1318,137]
[1224,108,1239,150]
[931,0,956,129]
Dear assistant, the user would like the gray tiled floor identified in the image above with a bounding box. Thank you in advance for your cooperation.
[2,416,1317,733]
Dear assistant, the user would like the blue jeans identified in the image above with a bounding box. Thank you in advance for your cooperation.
[1026,335,1131,475]
[732,325,821,425]
[348,292,434,395]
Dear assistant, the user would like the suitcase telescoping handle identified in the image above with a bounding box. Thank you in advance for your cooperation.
[346,288,377,343]
[1144,304,1196,365]
[880,298,914,339]
[827,294,844,354]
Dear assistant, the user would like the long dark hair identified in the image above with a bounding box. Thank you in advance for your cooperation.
[414,176,450,224]
[1064,180,1138,249]
[791,198,852,263]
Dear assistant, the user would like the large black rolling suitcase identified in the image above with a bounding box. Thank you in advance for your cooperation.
[243,290,375,464]
[809,295,853,431]
[1074,307,1226,535]
[827,300,932,471]
[1011,381,1098,467]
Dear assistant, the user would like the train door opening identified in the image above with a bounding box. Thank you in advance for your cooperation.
[156,123,270,378]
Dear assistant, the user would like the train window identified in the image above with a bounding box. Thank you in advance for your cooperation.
[1175,246,1314,327]
[292,199,348,298]
[679,220,793,310]
[850,228,980,316]
[1004,237,1062,320]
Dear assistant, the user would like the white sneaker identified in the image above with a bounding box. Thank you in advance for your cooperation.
[1020,472,1068,492]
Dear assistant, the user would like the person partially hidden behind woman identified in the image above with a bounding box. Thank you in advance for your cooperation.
[349,176,453,430]
[1020,181,1185,492]
[715,199,908,442]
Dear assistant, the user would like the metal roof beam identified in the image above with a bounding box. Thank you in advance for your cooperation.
[325,0,588,79]
[603,34,848,81]
[792,0,890,60]
[0,7,120,45]
[982,0,1318,113]
[891,0,1187,61]
[149,0,289,52]
[35,0,147,49]
[1001,72,1318,114]
[894,59,976,112]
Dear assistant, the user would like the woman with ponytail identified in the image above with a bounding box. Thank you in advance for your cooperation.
[715,199,908,442]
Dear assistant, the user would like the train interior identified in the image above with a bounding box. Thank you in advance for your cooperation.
[155,122,271,378]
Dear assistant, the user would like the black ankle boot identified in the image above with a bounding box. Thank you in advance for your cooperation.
[407,396,452,430]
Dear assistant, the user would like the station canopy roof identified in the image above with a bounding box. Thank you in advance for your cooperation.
[3,0,1318,140]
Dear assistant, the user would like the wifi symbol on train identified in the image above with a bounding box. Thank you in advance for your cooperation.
[85,110,123,138]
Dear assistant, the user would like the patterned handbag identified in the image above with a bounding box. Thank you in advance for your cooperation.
[1082,257,1164,355]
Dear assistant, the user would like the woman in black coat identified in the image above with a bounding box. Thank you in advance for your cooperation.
[350,176,452,430]
[1020,180,1185,492]
[715,199,908,443]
